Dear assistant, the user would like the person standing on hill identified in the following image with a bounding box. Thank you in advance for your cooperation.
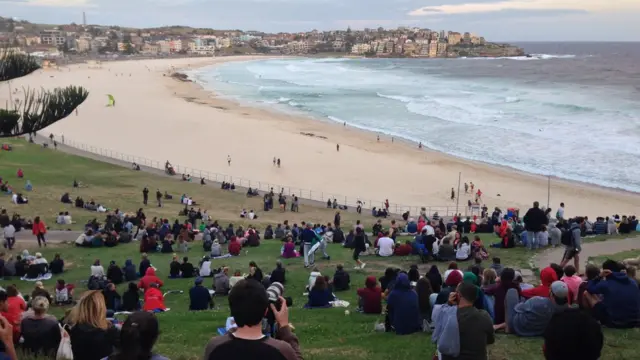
[156,189,162,208]
[142,187,149,206]
[523,201,548,250]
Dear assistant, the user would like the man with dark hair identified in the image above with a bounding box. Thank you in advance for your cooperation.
[543,308,603,360]
[523,201,548,250]
[560,217,583,273]
[203,279,302,360]
[504,281,569,337]
[583,260,640,328]
[435,282,494,360]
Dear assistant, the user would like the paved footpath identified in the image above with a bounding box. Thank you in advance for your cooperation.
[534,237,640,270]
[12,230,82,246]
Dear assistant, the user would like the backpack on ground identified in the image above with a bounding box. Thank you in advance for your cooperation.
[560,230,573,246]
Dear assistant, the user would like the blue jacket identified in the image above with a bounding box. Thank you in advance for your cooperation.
[387,273,422,335]
[587,272,640,326]
[189,285,212,310]
[593,221,607,235]
[302,228,316,244]
[307,288,333,308]
[122,260,137,281]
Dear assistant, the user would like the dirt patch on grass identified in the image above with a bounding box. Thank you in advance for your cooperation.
[306,347,369,358]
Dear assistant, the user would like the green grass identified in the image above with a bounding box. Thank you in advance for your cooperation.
[590,249,640,266]
[2,138,640,359]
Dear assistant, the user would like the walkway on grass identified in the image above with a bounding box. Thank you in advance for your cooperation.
[14,230,81,246]
[534,236,640,270]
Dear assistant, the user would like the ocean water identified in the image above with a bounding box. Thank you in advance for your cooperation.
[190,43,640,192]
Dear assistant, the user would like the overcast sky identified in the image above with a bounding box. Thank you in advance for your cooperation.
[2,0,639,41]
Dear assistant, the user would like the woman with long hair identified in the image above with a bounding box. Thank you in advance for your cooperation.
[107,312,168,360]
[415,277,433,321]
[32,216,47,247]
[307,276,333,308]
[67,290,119,360]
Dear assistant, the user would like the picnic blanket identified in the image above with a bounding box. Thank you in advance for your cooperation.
[20,273,52,281]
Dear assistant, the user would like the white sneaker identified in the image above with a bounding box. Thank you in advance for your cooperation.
[360,263,366,269]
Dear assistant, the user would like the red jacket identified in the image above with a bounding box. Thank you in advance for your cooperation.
[522,267,557,299]
[32,221,47,235]
[228,240,241,256]
[394,244,413,256]
[138,267,163,291]
[143,287,165,311]
[2,296,26,341]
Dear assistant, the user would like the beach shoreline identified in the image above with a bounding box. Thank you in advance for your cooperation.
[4,56,638,218]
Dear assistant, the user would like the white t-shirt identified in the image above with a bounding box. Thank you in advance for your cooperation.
[422,224,435,236]
[90,265,105,278]
[556,207,565,219]
[377,237,395,257]
[455,243,471,260]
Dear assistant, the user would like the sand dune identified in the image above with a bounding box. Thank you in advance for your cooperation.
[3,56,639,218]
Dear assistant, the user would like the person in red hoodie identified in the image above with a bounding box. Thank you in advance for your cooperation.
[521,267,557,299]
[1,285,25,342]
[357,276,382,314]
[228,236,241,256]
[394,241,413,256]
[138,267,163,291]
[142,283,166,312]
[32,216,47,248]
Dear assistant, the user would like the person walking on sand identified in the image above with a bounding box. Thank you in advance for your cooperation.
[273,157,276,166]
[451,187,455,201]
[418,142,422,149]
[377,135,380,142]
[336,144,340,152]
[277,158,281,168]
[464,183,469,193]
[227,155,231,166]
[470,182,474,192]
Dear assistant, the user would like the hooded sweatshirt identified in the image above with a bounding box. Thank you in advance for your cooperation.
[387,273,422,335]
[587,272,640,327]
[511,295,567,337]
[122,259,137,281]
[521,267,557,299]
[138,267,163,291]
[214,272,230,294]
[357,276,382,314]
[143,287,166,311]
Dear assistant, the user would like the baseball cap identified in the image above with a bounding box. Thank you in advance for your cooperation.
[550,281,569,299]
[195,277,204,285]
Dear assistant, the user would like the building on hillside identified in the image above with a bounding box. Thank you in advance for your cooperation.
[428,42,438,58]
[25,36,41,46]
[157,40,171,54]
[218,38,231,48]
[437,42,448,56]
[351,43,371,55]
[117,42,127,52]
[448,32,462,45]
[286,41,308,54]
[463,32,471,42]
[142,43,160,55]
[170,39,188,52]
[76,38,91,52]
[190,45,216,55]
[403,42,417,56]
[40,30,66,46]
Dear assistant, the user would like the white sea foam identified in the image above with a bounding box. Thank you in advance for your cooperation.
[201,57,640,192]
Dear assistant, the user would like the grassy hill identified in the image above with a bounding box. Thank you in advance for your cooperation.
[1,138,639,360]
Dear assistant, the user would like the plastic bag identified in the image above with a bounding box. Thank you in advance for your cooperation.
[56,325,73,360]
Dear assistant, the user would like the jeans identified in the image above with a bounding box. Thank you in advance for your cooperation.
[505,288,519,333]
[4,238,15,250]
[304,243,313,267]
[36,233,46,247]
[526,231,539,250]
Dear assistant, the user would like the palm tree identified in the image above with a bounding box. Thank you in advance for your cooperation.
[0,49,88,138]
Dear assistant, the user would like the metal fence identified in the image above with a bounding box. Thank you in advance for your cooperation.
[57,136,471,217]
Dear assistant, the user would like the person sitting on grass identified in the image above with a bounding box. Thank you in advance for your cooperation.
[394,240,413,256]
[247,261,264,283]
[229,270,245,289]
[456,236,472,261]
[416,277,433,323]
[306,276,334,308]
[228,237,241,256]
[484,268,521,327]
[490,257,504,277]
[332,264,351,291]
[107,311,169,360]
[49,253,64,275]
[499,280,569,336]
[561,265,582,303]
[180,257,195,278]
[20,296,61,358]
[543,307,603,360]
[214,267,231,295]
[91,259,106,279]
[210,240,222,258]
[107,261,124,285]
[102,283,122,312]
[270,261,286,285]
[122,259,137,282]
[386,273,421,335]
[522,267,558,300]
[436,239,456,262]
[190,277,214,311]
[143,283,166,312]
[31,281,52,305]
[583,260,640,328]
[376,231,395,257]
[121,283,141,312]
[138,267,163,291]
[357,276,382,314]
[67,290,119,360]
[169,255,181,279]
[282,236,298,259]
[55,279,75,305]
[408,265,420,283]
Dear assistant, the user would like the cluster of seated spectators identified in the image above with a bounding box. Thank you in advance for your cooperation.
[0,250,65,280]
[72,196,106,212]
[220,182,235,190]
[246,187,259,197]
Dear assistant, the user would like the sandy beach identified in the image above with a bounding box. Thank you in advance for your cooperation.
[3,56,639,218]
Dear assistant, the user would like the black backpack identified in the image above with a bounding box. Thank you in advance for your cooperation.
[561,229,573,246]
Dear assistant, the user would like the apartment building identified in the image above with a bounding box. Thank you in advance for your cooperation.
[157,40,171,54]
[40,30,66,46]
[142,43,160,55]
[447,32,462,45]
[437,42,448,56]
[76,38,91,52]
[350,43,371,55]
[428,42,438,58]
